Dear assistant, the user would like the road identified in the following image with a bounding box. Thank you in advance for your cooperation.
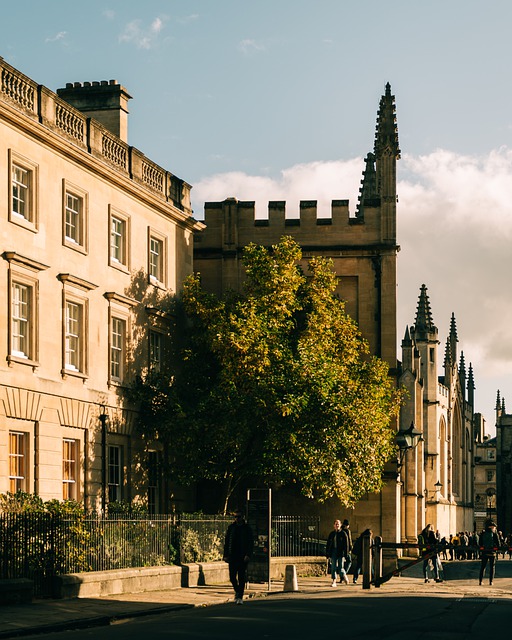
[26,589,512,639]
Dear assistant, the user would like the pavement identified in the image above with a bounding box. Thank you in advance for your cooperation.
[2,560,512,639]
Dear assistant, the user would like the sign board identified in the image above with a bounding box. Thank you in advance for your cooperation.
[246,488,271,587]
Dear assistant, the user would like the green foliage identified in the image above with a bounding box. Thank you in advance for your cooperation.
[131,237,402,509]
[179,528,224,563]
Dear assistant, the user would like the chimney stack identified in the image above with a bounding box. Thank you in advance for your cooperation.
[57,80,132,143]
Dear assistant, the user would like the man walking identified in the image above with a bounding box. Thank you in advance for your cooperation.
[479,520,500,586]
[223,510,254,604]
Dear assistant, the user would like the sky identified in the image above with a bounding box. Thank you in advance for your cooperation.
[2,0,512,433]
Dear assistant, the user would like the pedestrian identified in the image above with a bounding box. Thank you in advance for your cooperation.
[352,528,372,584]
[223,510,254,604]
[478,519,500,586]
[419,524,441,583]
[326,519,351,586]
[341,518,353,577]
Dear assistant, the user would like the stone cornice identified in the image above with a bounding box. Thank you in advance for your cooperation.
[104,291,139,308]
[58,273,98,291]
[2,251,50,272]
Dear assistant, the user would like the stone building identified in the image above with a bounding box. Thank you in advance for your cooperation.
[399,286,476,541]
[194,85,403,540]
[0,57,203,511]
[495,393,512,534]
[473,423,496,533]
[194,85,480,545]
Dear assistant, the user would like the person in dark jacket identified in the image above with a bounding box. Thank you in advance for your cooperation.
[420,524,441,583]
[326,519,352,586]
[352,528,372,584]
[223,511,254,604]
[478,520,500,586]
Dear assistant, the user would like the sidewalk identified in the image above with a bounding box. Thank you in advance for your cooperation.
[2,568,512,639]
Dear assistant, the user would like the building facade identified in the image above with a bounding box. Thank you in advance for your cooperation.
[194,85,479,545]
[473,423,496,532]
[0,57,203,512]
[194,85,403,541]
[495,393,512,534]
[399,286,476,542]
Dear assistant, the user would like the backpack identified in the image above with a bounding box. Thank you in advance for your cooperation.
[481,530,497,552]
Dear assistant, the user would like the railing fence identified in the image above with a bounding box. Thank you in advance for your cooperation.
[0,512,322,598]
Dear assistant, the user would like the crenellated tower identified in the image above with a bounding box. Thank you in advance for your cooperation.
[194,84,400,368]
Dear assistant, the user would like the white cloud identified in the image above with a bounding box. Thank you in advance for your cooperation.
[193,148,512,427]
[119,17,167,50]
[45,31,67,43]
[238,39,266,55]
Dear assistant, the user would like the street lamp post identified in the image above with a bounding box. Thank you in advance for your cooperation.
[99,406,109,515]
[396,422,423,471]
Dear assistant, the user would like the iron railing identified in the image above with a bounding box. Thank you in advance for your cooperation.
[0,513,322,597]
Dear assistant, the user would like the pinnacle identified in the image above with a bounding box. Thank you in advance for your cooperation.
[374,82,400,159]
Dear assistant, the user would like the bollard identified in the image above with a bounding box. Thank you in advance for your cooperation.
[283,564,299,592]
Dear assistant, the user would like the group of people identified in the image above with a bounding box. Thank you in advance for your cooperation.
[222,509,510,602]
[326,519,372,586]
[420,519,508,586]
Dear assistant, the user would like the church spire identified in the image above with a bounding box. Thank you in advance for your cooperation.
[449,313,458,364]
[467,362,475,408]
[443,336,452,368]
[411,284,437,341]
[356,152,378,219]
[374,82,400,160]
[373,82,399,244]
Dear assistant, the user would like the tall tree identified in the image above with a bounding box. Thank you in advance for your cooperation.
[132,237,401,513]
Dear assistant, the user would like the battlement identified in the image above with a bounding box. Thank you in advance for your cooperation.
[198,197,389,249]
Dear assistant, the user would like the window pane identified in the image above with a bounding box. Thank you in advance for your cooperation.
[65,301,81,370]
[12,282,30,358]
[149,237,162,280]
[65,192,82,244]
[12,164,30,219]
[110,317,125,380]
[149,332,162,372]
[63,439,77,500]
[108,445,122,502]
[111,216,125,264]
[9,432,26,492]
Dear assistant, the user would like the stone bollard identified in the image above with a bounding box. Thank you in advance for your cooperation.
[283,564,299,592]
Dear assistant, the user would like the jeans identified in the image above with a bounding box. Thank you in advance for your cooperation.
[479,553,496,584]
[229,558,248,598]
[330,554,349,579]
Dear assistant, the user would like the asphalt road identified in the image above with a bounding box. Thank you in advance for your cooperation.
[25,590,512,640]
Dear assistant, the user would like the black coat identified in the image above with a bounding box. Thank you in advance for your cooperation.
[326,528,352,558]
[223,522,254,561]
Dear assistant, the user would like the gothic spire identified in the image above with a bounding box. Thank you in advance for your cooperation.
[449,313,458,364]
[374,82,401,160]
[356,152,378,219]
[459,351,466,378]
[413,284,436,340]
[443,336,452,368]
[496,389,502,409]
[467,362,475,390]
[402,325,412,346]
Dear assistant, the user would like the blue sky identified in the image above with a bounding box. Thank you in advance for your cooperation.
[3,0,512,431]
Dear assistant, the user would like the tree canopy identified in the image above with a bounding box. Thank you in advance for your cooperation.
[131,236,401,512]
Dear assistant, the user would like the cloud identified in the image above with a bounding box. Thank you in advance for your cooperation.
[192,148,512,425]
[238,39,266,55]
[119,17,167,50]
[45,31,67,43]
